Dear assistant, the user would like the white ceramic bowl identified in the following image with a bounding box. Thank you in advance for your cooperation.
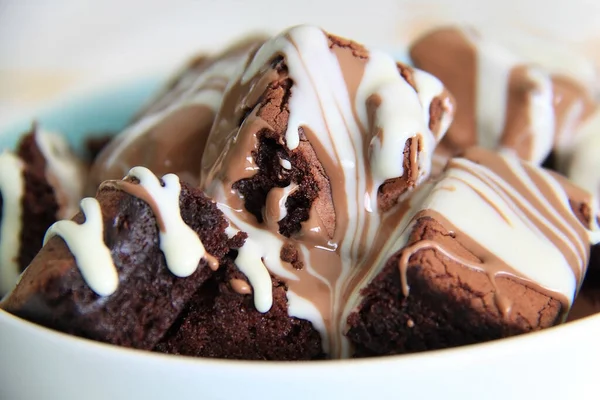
[2,2,600,399]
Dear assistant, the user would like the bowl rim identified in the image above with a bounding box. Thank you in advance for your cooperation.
[2,306,599,367]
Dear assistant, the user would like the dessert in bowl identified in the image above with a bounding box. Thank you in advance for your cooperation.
[1,18,600,400]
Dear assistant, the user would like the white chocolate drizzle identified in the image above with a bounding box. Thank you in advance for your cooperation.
[125,167,211,277]
[44,198,118,296]
[233,236,276,313]
[521,68,555,164]
[412,68,454,139]
[471,31,555,164]
[471,29,520,149]
[264,183,297,224]
[35,128,86,219]
[44,166,218,297]
[356,50,436,207]
[0,152,25,295]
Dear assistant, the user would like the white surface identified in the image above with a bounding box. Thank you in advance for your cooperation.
[2,1,600,399]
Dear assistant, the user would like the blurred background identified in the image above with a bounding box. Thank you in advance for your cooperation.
[1,0,599,122]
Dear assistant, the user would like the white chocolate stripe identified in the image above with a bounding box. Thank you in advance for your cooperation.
[44,198,118,296]
[473,29,518,150]
[216,184,334,352]
[523,68,555,164]
[357,50,434,205]
[0,152,25,295]
[126,167,208,278]
[35,128,86,219]
[462,28,556,164]
[456,158,586,283]
[233,238,276,313]
[42,167,214,297]
[459,157,584,268]
[412,68,453,139]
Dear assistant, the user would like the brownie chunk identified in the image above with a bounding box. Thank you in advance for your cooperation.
[1,127,86,297]
[14,133,60,269]
[155,260,324,360]
[1,180,237,350]
[90,38,265,190]
[203,30,455,238]
[347,216,562,356]
[346,147,598,356]
[198,25,456,358]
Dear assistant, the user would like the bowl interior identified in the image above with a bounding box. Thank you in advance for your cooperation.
[1,25,600,400]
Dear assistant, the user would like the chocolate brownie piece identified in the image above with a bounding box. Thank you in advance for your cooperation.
[155,260,324,360]
[346,147,599,357]
[90,37,265,190]
[202,28,455,236]
[199,25,455,358]
[0,151,31,295]
[410,26,577,166]
[14,133,60,269]
[1,177,239,350]
[0,127,87,295]
[133,37,264,123]
[130,54,210,123]
[347,217,562,356]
